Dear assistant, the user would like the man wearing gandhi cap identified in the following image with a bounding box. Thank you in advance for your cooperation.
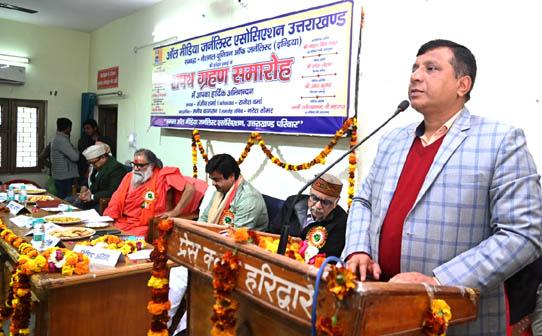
[74,143,127,210]
[270,173,347,259]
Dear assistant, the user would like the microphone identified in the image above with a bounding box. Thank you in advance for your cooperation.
[276,100,409,255]
[395,100,410,115]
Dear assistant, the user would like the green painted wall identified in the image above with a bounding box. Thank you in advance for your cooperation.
[0,18,90,185]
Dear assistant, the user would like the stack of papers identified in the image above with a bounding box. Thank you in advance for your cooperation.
[10,215,34,228]
[127,249,153,260]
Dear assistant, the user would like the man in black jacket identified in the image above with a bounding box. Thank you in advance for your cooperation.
[269,173,347,258]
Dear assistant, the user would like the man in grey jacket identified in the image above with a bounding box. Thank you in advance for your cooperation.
[51,118,80,198]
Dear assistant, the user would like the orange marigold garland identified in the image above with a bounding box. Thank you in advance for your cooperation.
[347,117,358,209]
[230,227,324,267]
[315,264,357,336]
[422,299,452,336]
[211,251,240,336]
[147,218,174,336]
[254,118,352,171]
[191,118,355,176]
[237,133,257,165]
[0,219,90,336]
[78,234,146,256]
[191,132,199,178]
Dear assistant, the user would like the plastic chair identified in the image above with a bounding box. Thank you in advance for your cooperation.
[262,194,285,226]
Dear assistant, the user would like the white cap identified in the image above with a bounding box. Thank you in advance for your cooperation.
[82,143,109,161]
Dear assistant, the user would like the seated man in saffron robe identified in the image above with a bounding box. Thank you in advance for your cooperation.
[104,148,206,236]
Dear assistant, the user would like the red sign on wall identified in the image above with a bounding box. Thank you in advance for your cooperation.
[97,66,119,90]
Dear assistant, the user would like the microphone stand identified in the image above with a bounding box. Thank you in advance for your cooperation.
[276,103,408,254]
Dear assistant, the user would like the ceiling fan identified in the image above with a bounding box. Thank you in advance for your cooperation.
[0,3,38,14]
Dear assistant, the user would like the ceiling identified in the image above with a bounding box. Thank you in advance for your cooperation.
[0,0,163,32]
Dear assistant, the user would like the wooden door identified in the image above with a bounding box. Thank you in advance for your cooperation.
[97,105,118,157]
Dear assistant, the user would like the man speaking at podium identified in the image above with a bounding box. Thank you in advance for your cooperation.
[342,39,542,335]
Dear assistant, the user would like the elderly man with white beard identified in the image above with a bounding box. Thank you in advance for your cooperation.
[104,148,207,236]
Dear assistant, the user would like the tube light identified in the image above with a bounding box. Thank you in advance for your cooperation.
[0,54,30,65]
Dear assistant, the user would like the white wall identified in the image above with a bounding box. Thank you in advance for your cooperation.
[357,0,542,181]
[0,19,90,185]
[88,0,542,207]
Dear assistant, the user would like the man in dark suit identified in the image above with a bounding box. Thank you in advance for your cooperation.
[74,143,127,210]
[269,173,347,259]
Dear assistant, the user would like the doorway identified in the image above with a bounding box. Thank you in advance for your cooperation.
[97,104,118,157]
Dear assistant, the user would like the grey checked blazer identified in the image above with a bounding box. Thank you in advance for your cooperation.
[343,108,542,335]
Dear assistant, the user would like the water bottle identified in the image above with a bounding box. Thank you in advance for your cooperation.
[32,218,46,245]
[6,185,14,202]
[19,185,27,206]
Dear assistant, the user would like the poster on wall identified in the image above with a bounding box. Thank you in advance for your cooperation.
[97,66,119,90]
[150,0,353,136]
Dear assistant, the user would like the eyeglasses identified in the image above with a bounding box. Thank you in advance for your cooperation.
[130,161,151,169]
[87,157,102,165]
[308,193,334,207]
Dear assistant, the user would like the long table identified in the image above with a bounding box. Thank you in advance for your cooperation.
[0,199,153,335]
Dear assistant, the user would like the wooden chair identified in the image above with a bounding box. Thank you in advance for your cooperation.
[98,197,111,215]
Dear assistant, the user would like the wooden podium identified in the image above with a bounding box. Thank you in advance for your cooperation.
[166,219,479,335]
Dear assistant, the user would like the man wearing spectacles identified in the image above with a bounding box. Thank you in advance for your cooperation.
[104,148,207,236]
[170,153,268,335]
[199,153,268,230]
[269,173,347,259]
[69,143,126,210]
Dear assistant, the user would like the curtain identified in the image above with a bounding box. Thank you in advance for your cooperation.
[80,92,97,137]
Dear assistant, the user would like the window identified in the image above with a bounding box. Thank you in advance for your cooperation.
[0,98,46,173]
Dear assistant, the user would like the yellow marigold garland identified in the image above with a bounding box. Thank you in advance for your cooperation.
[191,118,356,181]
[78,234,147,256]
[0,219,89,336]
[147,219,174,336]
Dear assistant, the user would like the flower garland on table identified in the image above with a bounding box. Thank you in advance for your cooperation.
[147,219,174,336]
[0,219,89,336]
[422,299,452,336]
[78,235,147,256]
[315,265,357,336]
[211,251,240,336]
[232,227,326,267]
[190,118,354,177]
[347,117,357,209]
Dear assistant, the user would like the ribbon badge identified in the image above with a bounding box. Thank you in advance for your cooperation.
[307,226,328,249]
[220,209,235,226]
[141,191,156,209]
